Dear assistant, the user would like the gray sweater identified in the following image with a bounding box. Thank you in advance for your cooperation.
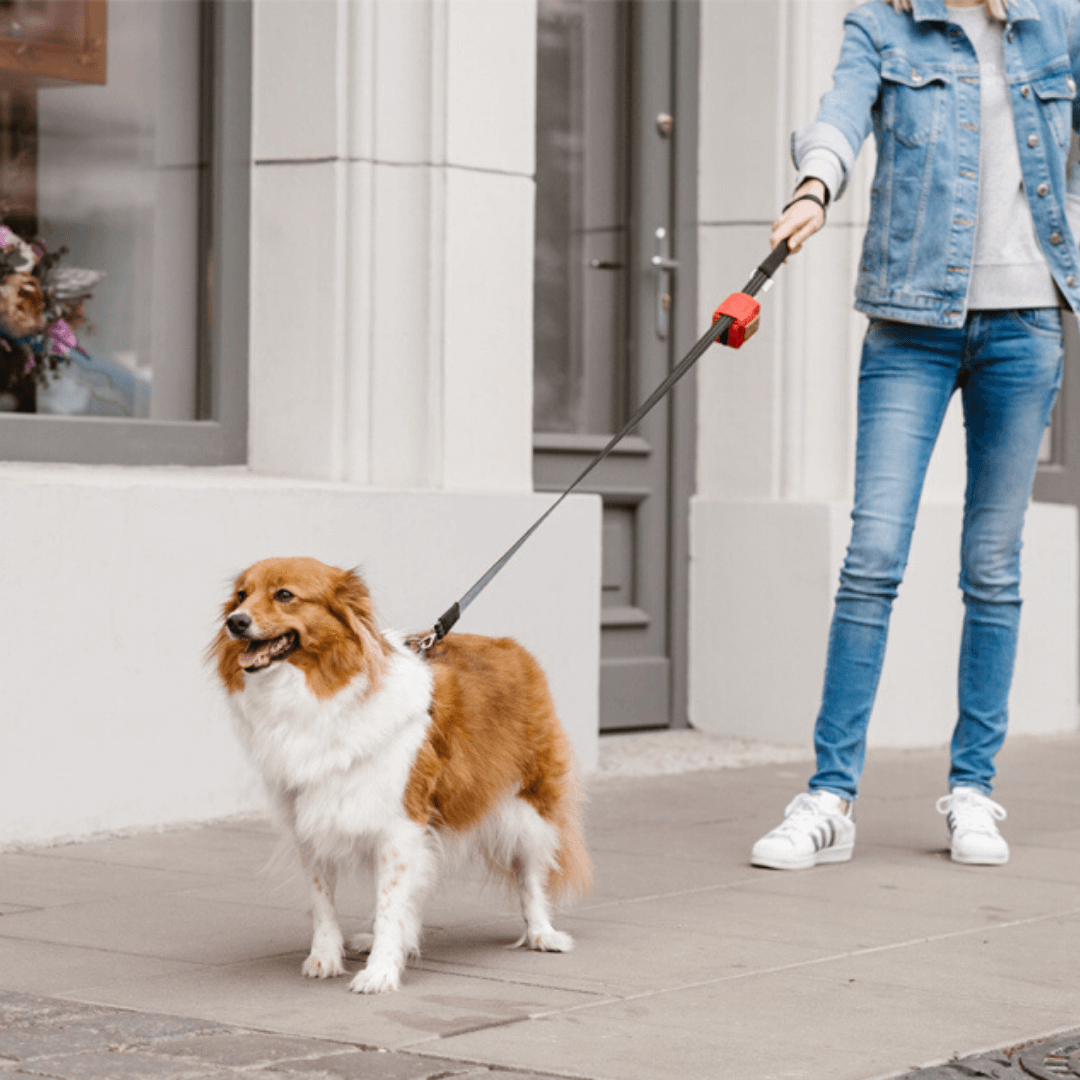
[950,4,1060,309]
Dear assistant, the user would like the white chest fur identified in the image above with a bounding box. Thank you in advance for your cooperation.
[228,641,434,857]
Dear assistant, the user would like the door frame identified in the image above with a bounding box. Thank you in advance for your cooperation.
[667,0,700,729]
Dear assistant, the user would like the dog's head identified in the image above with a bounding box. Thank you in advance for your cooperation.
[209,557,390,697]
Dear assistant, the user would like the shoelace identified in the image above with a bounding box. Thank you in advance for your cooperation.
[773,793,835,836]
[936,790,1006,835]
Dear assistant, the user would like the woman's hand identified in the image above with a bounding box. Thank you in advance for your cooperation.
[771,178,828,255]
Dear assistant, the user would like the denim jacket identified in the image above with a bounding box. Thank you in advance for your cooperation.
[795,0,1080,326]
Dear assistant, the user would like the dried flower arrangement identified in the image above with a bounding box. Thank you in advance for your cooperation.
[0,220,104,407]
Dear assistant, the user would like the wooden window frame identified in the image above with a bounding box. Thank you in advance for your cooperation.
[0,0,107,87]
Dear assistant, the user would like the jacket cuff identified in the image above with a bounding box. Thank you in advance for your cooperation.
[792,121,855,201]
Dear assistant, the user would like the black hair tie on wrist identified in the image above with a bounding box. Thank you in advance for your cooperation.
[782,192,828,221]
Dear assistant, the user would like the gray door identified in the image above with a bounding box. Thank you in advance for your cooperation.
[533,0,686,731]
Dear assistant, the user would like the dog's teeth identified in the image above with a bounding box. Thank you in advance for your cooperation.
[239,631,297,672]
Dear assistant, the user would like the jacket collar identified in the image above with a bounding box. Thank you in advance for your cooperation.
[910,0,1040,24]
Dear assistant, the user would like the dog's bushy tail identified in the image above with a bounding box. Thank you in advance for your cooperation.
[549,797,592,902]
[546,749,593,903]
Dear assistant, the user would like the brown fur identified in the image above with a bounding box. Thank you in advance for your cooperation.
[403,634,592,900]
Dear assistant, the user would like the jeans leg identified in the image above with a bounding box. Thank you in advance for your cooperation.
[811,321,961,800]
[950,310,1063,794]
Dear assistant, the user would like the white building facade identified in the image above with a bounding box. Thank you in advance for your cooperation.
[0,0,1074,847]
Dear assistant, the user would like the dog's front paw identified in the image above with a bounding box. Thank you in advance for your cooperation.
[514,927,574,953]
[349,959,402,994]
[302,948,346,979]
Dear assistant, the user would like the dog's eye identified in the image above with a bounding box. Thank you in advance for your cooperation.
[236,590,247,604]
[275,589,295,603]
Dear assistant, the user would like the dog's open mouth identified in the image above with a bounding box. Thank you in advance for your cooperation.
[239,630,299,672]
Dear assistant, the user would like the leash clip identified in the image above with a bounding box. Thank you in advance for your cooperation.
[407,629,439,656]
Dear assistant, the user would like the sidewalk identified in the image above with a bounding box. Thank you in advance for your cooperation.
[1,731,1078,1080]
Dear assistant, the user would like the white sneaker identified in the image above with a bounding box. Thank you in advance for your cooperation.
[751,791,856,870]
[936,787,1009,866]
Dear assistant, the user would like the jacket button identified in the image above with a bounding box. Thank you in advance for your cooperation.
[1038,183,1050,197]
[1028,134,1040,147]
[912,69,922,82]
[1021,85,1031,97]
[1050,232,1063,245]
[1069,275,1078,288]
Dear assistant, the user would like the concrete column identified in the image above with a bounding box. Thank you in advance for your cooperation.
[248,0,536,493]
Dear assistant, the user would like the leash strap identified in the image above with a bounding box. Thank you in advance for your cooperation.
[427,239,791,645]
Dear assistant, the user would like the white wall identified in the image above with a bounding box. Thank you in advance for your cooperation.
[0,466,599,848]
[689,0,1079,749]
[691,499,1077,750]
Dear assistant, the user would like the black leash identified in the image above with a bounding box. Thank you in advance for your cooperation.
[412,239,791,653]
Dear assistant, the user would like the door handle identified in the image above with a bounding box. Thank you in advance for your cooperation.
[652,227,677,339]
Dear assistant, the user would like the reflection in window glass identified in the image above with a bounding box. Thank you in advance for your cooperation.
[533,0,628,437]
[0,0,206,420]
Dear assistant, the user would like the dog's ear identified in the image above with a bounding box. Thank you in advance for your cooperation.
[331,569,389,657]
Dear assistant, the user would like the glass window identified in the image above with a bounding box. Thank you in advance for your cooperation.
[0,0,249,464]
[533,0,630,438]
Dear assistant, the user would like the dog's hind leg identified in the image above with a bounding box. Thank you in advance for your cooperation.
[500,798,574,953]
[301,862,346,978]
[349,823,433,994]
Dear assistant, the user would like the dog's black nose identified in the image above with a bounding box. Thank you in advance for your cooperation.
[226,611,252,637]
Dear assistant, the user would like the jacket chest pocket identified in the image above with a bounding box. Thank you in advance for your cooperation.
[1032,68,1076,148]
[881,59,950,147]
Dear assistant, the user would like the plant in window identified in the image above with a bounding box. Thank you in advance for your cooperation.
[0,221,103,406]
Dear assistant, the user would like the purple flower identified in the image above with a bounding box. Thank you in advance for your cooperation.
[49,318,78,353]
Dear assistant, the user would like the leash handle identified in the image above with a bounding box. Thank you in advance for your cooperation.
[428,238,791,644]
[757,238,790,282]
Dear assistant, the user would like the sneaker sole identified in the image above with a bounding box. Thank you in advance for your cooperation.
[950,848,1009,866]
[751,843,854,871]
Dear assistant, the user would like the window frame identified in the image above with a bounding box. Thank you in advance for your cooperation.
[0,0,251,467]
[0,0,108,86]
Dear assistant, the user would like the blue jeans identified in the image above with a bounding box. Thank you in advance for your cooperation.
[810,309,1063,802]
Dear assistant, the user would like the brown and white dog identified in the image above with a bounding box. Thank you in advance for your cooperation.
[209,557,591,994]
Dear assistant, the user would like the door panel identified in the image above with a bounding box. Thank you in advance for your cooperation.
[534,0,676,731]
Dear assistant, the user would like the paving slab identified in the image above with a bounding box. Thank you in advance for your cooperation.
[21,822,280,877]
[56,953,602,1052]
[0,893,309,967]
[417,910,827,997]
[0,853,221,909]
[0,936,204,998]
[428,967,1079,1080]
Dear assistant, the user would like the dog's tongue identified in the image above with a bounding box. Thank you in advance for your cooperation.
[239,640,276,672]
